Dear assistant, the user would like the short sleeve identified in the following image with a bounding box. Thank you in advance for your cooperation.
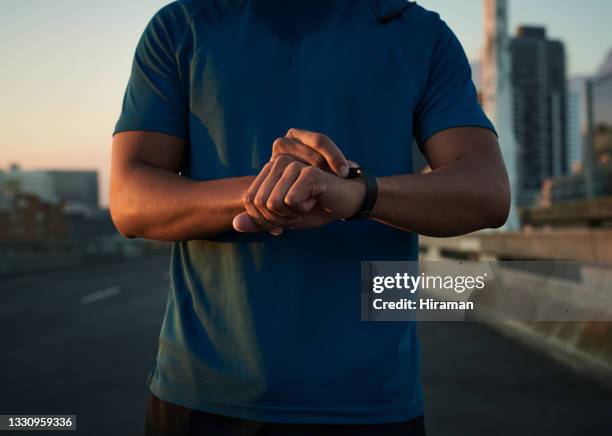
[114,4,189,139]
[413,20,496,147]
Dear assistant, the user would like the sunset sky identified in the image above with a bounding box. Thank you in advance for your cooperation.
[2,0,611,206]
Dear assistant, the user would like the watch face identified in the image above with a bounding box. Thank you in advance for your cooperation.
[347,167,363,179]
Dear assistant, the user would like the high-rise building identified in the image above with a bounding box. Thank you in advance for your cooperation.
[481,0,519,229]
[592,71,612,165]
[521,50,612,228]
[510,26,568,206]
[567,76,588,171]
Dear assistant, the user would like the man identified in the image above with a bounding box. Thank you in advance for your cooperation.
[110,0,510,434]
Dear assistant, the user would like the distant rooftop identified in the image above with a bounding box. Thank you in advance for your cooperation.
[516,26,547,39]
[598,48,612,76]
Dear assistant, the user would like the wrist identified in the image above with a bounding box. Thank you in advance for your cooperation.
[338,177,367,220]
[344,169,378,221]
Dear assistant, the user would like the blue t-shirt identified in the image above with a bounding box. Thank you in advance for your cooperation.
[115,0,494,424]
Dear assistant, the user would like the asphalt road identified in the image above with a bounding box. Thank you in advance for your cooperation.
[1,255,611,435]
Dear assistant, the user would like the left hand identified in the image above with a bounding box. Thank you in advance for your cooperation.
[233,156,366,235]
[272,128,351,177]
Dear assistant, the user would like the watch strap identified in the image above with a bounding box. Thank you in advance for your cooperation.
[346,168,378,221]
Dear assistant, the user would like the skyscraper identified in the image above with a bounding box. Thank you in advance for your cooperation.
[567,76,588,171]
[510,26,568,206]
[481,0,519,229]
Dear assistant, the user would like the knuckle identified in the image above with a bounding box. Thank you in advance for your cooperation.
[284,193,297,205]
[287,161,302,173]
[302,165,317,177]
[311,134,323,149]
[254,194,265,209]
[270,159,282,172]
[267,198,281,211]
[272,137,285,151]
[314,133,330,149]
[274,154,291,167]
[242,192,254,205]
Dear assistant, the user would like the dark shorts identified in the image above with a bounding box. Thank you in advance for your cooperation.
[145,394,427,436]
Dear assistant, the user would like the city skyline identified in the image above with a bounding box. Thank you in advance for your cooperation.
[1,0,611,205]
[511,25,569,207]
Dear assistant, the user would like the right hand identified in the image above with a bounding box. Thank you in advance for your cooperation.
[234,128,356,235]
[233,156,366,235]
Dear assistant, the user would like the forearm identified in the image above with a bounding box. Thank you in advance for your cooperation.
[371,158,510,237]
[110,163,254,241]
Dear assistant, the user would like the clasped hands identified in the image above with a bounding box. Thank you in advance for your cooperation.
[232,128,366,235]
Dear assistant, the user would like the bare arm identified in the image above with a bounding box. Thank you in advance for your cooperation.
[371,127,511,237]
[109,131,253,241]
[234,127,511,237]
[109,130,350,241]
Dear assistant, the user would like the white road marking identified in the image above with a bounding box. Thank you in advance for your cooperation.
[80,286,121,305]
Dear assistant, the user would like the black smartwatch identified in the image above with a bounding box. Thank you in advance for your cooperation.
[345,167,378,221]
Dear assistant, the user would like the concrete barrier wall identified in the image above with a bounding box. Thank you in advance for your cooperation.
[420,230,612,384]
[421,230,612,262]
